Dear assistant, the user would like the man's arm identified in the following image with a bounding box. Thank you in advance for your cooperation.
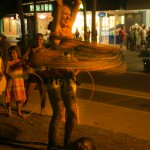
[21,47,30,61]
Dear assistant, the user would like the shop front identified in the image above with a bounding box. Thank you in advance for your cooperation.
[0,1,149,45]
[0,2,53,42]
[73,10,125,44]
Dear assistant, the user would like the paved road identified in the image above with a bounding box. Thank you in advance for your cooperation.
[77,71,150,92]
[77,83,150,112]
[76,71,150,113]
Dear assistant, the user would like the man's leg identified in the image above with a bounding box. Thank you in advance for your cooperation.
[39,83,47,115]
[47,83,64,148]
[22,82,37,109]
[61,81,77,148]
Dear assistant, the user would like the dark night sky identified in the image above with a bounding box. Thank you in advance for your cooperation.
[0,0,18,15]
[0,0,127,18]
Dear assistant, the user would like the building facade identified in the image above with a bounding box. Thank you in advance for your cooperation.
[0,0,150,44]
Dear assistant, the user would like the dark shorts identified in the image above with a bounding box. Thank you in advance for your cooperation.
[28,72,48,84]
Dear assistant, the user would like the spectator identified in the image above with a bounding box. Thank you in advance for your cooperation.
[141,25,147,49]
[21,33,48,115]
[0,54,6,106]
[119,25,126,50]
[0,36,11,70]
[133,27,140,51]
[146,26,150,48]
[87,30,91,42]
[5,46,26,117]
[74,29,80,39]
[126,27,134,50]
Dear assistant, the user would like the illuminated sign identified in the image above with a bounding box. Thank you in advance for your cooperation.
[98,12,106,18]
[30,4,53,12]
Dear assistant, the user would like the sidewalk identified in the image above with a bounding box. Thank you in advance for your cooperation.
[0,50,150,150]
[122,50,144,72]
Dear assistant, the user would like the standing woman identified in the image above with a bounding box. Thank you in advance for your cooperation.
[47,0,81,149]
[5,46,26,117]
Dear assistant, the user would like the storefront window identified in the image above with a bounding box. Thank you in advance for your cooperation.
[41,5,45,11]
[30,4,53,12]
[110,16,115,28]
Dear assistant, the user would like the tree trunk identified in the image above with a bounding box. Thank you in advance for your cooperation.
[33,0,37,37]
[91,0,97,42]
[83,0,87,41]
[17,0,27,52]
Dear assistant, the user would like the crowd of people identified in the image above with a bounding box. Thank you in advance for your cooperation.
[120,24,150,51]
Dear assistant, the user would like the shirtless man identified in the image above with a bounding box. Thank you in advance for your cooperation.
[47,0,81,149]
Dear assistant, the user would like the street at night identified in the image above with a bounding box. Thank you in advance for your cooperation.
[1,0,150,149]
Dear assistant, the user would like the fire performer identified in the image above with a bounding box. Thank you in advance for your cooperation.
[46,0,81,149]
[20,0,125,149]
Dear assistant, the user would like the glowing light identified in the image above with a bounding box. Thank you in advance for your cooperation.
[38,14,46,19]
[10,17,14,20]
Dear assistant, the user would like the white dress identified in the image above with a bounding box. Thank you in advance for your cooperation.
[0,57,6,95]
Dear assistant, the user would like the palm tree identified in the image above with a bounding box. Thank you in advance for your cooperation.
[82,0,87,41]
[17,0,27,52]
[33,0,37,37]
[91,0,97,42]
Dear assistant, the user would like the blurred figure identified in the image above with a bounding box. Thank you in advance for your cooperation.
[74,29,80,39]
[119,26,126,50]
[70,137,97,150]
[141,25,147,49]
[126,27,133,50]
[0,36,11,70]
[133,27,140,51]
[87,30,91,42]
[137,26,142,51]
[0,51,6,96]
[146,26,150,48]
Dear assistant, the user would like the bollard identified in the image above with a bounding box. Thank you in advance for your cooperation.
[143,59,150,73]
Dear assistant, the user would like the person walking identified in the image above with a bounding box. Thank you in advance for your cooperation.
[5,46,26,117]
